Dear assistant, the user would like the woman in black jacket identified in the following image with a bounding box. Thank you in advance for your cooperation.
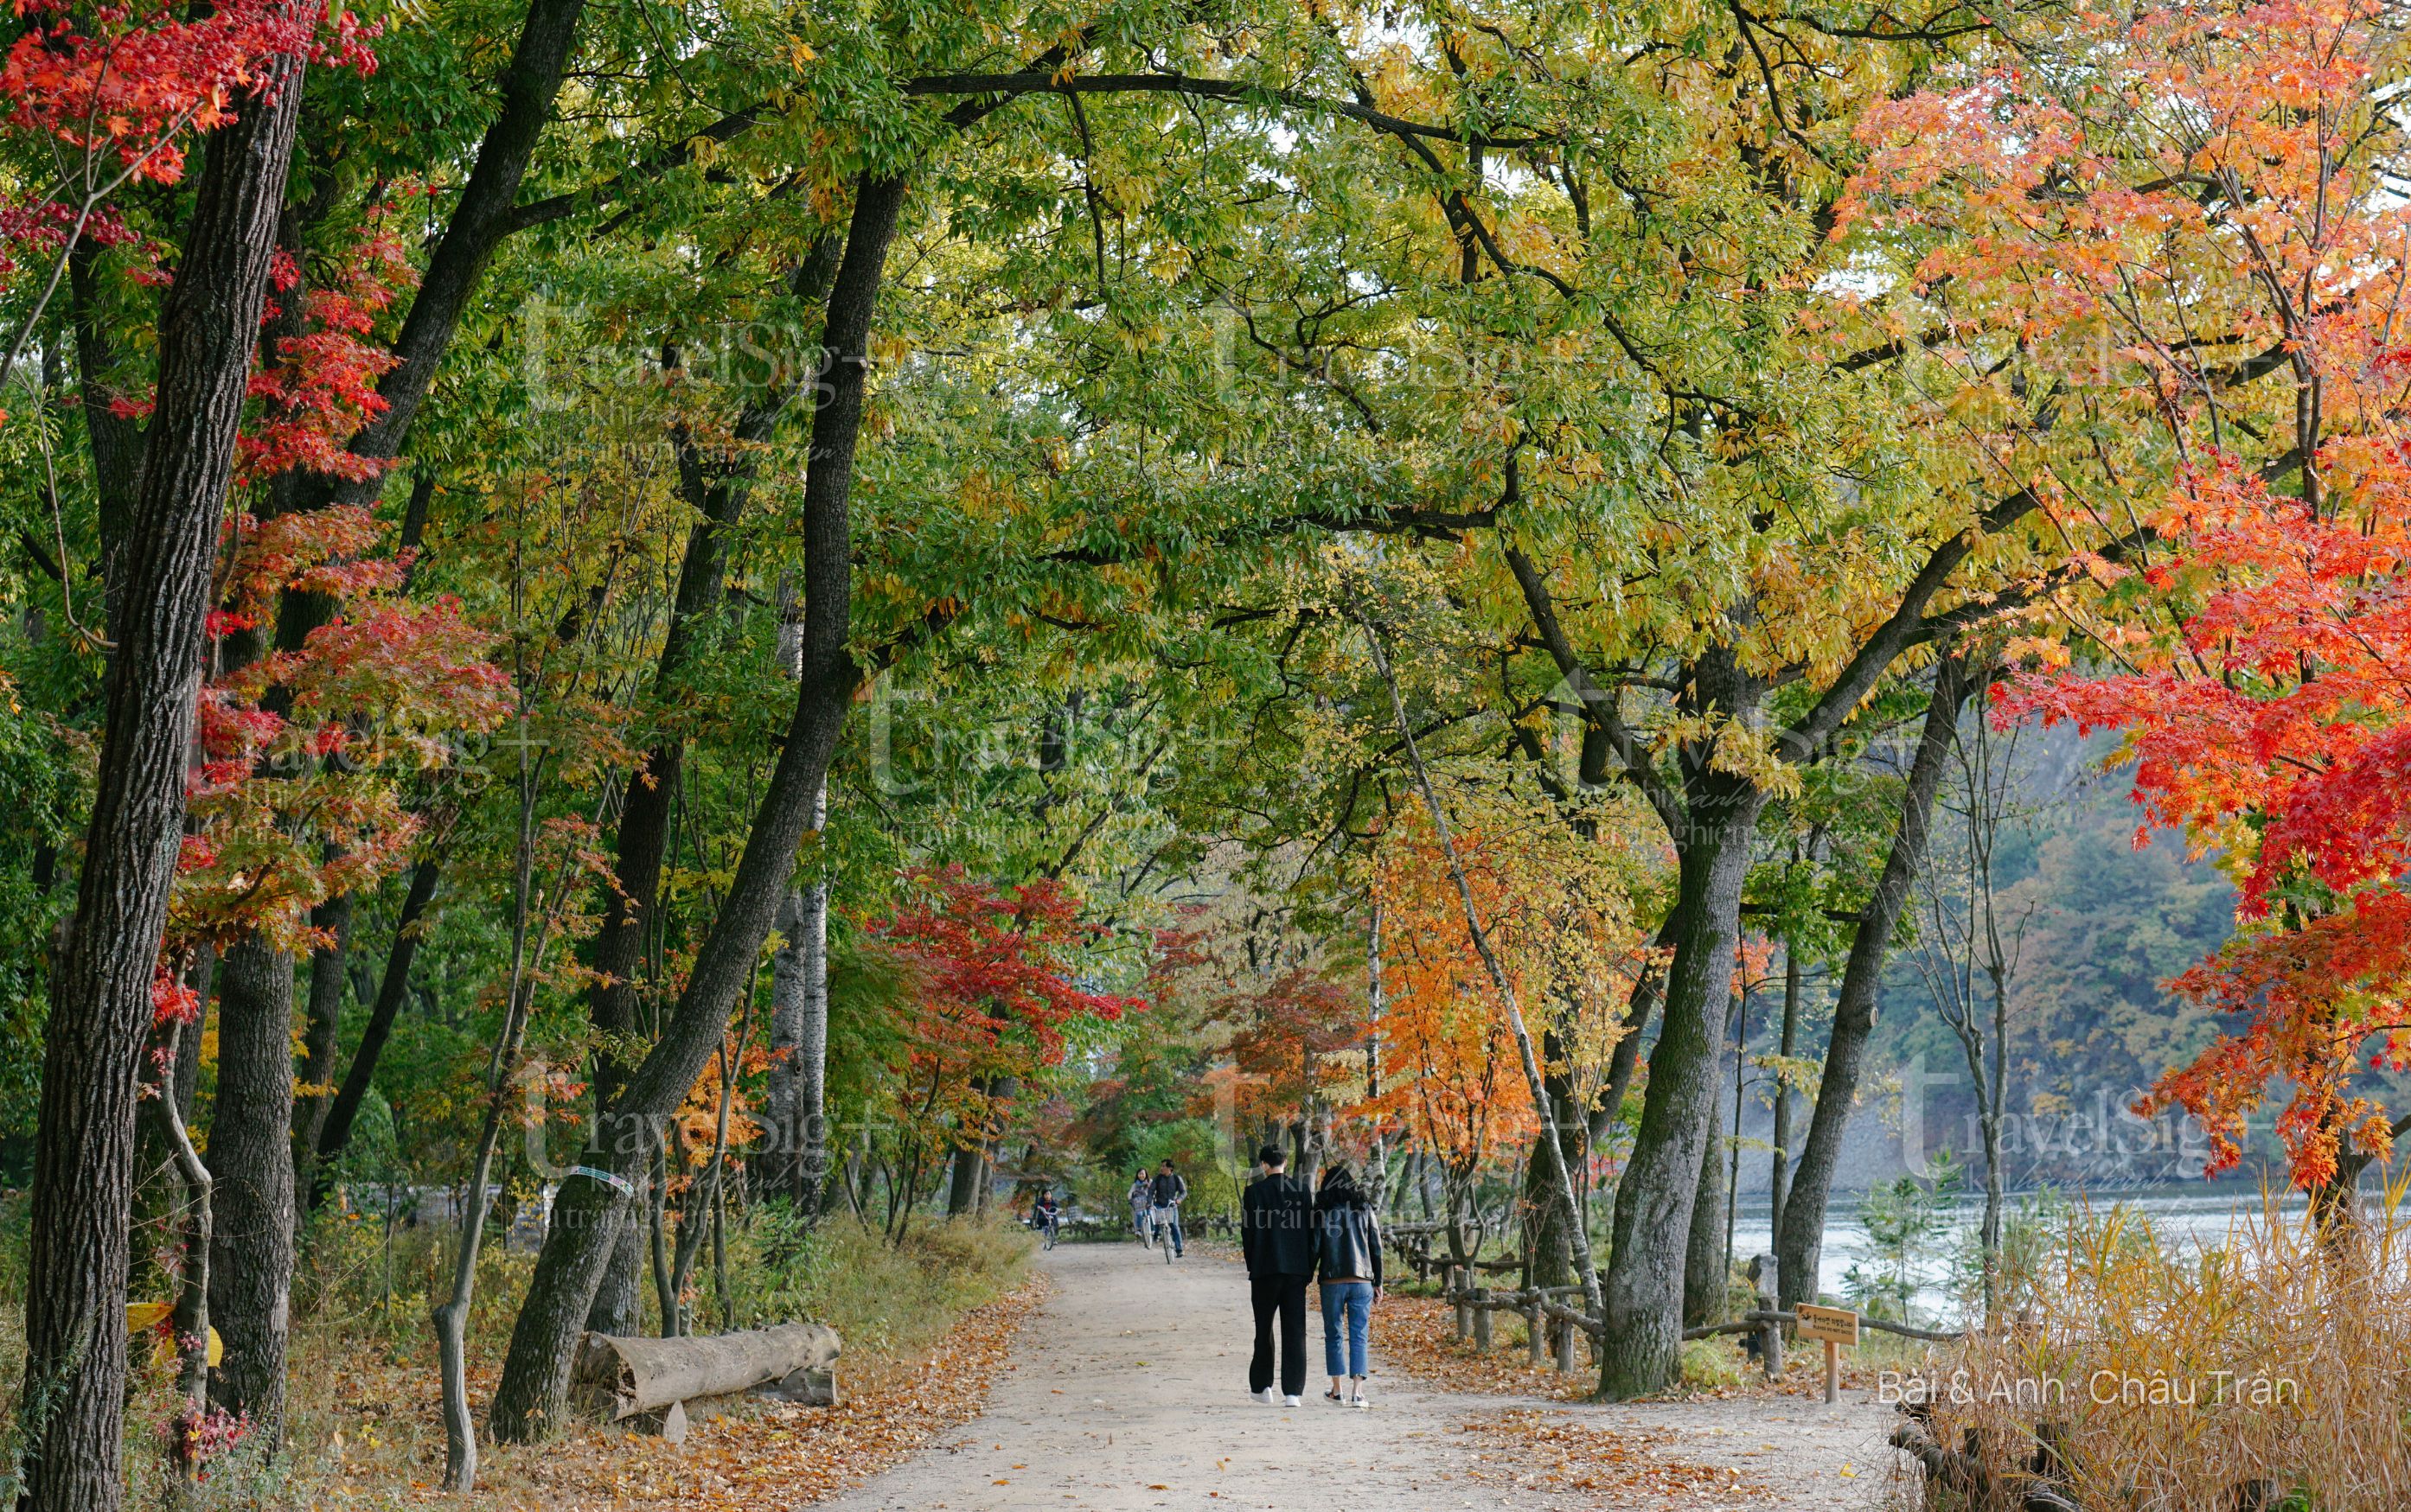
[1314,1163,1383,1407]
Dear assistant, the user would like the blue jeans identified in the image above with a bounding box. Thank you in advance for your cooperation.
[1321,1281,1373,1378]
[1160,1209,1184,1254]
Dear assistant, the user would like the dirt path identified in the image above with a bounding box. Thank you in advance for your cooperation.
[814,1242,1902,1511]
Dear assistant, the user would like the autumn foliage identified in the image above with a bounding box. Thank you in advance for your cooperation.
[1361,809,1646,1183]
[868,867,1139,1158]
[1845,0,2411,1187]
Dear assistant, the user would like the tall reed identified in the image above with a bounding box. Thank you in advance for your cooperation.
[1895,1183,2411,1510]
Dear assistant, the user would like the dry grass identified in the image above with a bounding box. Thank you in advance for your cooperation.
[1897,1191,2411,1511]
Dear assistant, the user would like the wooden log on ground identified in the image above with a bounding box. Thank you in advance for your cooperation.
[574,1322,841,1421]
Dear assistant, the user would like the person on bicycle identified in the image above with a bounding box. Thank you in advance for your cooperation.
[1033,1190,1061,1247]
[1149,1159,1188,1259]
[1128,1170,1153,1242]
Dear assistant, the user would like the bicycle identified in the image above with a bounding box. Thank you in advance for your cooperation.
[1039,1212,1061,1251]
[1153,1204,1180,1264]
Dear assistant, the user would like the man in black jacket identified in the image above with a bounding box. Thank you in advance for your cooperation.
[1239,1145,1314,1405]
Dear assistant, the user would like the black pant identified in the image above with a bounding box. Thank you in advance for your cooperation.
[1249,1272,1309,1397]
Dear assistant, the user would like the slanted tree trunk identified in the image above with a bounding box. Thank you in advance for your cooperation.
[489,171,907,1446]
[310,0,592,503]
[1775,652,1972,1313]
[149,1015,214,1494]
[172,944,215,1123]
[290,886,355,1232]
[586,242,846,1324]
[1355,591,1605,1335]
[312,857,440,1202]
[17,53,307,1512]
[1589,907,1683,1152]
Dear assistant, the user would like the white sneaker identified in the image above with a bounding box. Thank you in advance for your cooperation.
[1250,1388,1277,1404]
[1282,1394,1302,1407]
[1350,1393,1371,1409]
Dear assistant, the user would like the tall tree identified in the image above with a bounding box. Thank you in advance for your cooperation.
[16,29,315,1507]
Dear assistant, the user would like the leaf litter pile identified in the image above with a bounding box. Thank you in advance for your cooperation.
[1455,1408,1770,1507]
[307,1272,1048,1509]
[1375,1292,1590,1400]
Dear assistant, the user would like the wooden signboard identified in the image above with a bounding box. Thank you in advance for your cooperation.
[1795,1304,1859,1346]
[1794,1305,1858,1405]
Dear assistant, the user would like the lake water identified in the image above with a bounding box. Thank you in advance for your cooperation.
[1724,1183,2317,1325]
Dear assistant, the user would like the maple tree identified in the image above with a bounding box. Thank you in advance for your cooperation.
[863,865,1139,1229]
[1839,0,2411,1196]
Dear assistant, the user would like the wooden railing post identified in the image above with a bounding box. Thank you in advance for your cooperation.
[1749,1254,1783,1380]
[1471,1287,1493,1351]
[1526,1293,1546,1366]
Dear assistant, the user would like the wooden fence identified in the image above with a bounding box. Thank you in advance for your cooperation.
[1407,1241,1967,1382]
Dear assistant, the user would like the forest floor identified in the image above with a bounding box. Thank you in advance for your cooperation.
[815,1241,1908,1512]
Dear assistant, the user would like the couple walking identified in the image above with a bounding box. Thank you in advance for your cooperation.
[1238,1145,1383,1409]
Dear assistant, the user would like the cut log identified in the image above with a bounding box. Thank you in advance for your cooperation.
[756,1365,840,1407]
[629,1400,687,1444]
[573,1323,841,1421]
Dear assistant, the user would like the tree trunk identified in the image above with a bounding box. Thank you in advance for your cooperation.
[311,0,592,501]
[1682,1050,1729,1330]
[946,1132,986,1217]
[17,54,306,1512]
[583,242,842,1315]
[1521,1021,1583,1294]
[149,1020,214,1489]
[208,930,299,1444]
[765,780,829,1212]
[1598,743,1764,1399]
[1589,906,1684,1151]
[1768,946,1800,1246]
[488,171,907,1446]
[172,944,215,1124]
[289,886,355,1233]
[573,1323,839,1420]
[1775,652,1972,1313]
[312,857,440,1200]
[591,1224,648,1337]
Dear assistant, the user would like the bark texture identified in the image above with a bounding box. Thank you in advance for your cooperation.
[1681,1056,1728,1329]
[1596,661,1766,1397]
[766,785,830,1212]
[574,1323,839,1420]
[17,54,307,1511]
[208,931,299,1442]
